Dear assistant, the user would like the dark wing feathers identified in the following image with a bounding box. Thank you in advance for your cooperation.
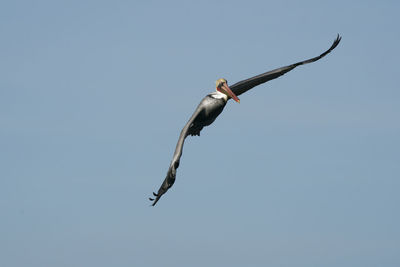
[150,104,204,206]
[230,34,341,96]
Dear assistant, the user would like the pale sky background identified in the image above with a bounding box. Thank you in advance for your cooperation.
[1,0,399,266]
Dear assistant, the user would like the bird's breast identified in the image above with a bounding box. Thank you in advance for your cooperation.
[195,95,227,126]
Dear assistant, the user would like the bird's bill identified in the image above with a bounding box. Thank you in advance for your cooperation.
[221,84,240,103]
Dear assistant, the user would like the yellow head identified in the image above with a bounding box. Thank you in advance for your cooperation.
[215,78,240,103]
[215,78,228,89]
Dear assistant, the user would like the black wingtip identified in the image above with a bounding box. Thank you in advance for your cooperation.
[332,34,342,49]
[313,34,341,61]
[149,191,163,206]
[151,196,161,206]
[329,34,341,49]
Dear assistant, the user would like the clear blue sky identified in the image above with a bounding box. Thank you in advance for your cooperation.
[1,0,399,266]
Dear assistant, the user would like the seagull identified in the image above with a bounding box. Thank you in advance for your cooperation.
[150,35,341,206]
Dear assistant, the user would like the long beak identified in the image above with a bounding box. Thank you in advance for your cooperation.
[221,84,240,103]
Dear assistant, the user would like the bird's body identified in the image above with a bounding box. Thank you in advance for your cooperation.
[150,35,342,206]
[188,92,228,136]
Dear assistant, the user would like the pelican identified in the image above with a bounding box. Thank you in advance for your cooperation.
[150,35,341,206]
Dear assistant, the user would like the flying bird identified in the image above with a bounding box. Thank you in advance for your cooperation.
[150,35,341,206]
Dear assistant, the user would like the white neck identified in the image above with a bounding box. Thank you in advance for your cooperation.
[210,91,228,101]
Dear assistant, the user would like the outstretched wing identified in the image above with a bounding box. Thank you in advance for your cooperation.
[230,35,341,96]
[149,103,204,206]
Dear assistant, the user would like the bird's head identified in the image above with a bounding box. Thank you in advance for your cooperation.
[215,78,240,103]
